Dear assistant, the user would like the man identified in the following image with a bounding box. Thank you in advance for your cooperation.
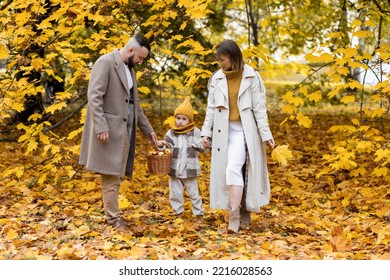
[79,34,158,231]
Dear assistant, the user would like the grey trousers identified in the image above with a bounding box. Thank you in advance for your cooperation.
[169,177,204,216]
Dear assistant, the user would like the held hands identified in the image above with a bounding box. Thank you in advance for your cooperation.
[201,136,211,148]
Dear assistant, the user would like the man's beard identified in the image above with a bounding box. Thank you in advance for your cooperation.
[127,55,135,68]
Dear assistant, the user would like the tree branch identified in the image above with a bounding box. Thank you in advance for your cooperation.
[43,99,87,133]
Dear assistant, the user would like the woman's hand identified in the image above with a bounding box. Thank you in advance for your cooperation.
[266,138,275,148]
[201,136,211,148]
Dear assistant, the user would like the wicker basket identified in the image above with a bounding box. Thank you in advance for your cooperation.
[146,147,172,175]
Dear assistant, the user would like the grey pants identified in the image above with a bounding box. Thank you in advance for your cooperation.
[169,177,204,216]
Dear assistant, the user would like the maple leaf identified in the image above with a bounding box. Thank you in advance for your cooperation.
[372,167,388,177]
[0,43,9,59]
[272,145,293,166]
[341,95,355,104]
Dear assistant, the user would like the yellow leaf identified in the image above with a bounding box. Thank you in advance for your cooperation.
[296,112,312,128]
[31,58,43,71]
[271,145,293,166]
[26,141,38,155]
[353,30,372,38]
[67,127,83,140]
[11,102,25,112]
[351,119,360,126]
[350,167,367,177]
[74,225,91,236]
[341,197,350,208]
[351,19,362,29]
[373,167,388,177]
[336,66,349,75]
[287,176,303,188]
[316,167,331,178]
[374,149,390,162]
[325,32,345,39]
[138,86,151,94]
[45,102,67,114]
[282,91,304,106]
[0,43,9,59]
[118,196,130,209]
[261,242,272,250]
[341,95,355,104]
[39,132,50,145]
[281,104,295,114]
[164,116,175,127]
[6,228,18,240]
[307,90,322,102]
[348,80,363,90]
[318,53,334,63]
[340,47,358,58]
[370,108,384,118]
[180,21,187,30]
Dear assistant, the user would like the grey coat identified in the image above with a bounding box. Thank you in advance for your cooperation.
[201,64,273,212]
[79,49,154,177]
[164,128,205,178]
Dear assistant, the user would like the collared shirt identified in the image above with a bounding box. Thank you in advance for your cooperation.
[124,63,133,91]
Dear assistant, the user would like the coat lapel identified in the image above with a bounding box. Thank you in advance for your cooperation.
[113,50,129,95]
[238,65,255,97]
[215,70,228,101]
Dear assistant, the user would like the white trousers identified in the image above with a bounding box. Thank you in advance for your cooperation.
[169,177,204,216]
[226,121,246,187]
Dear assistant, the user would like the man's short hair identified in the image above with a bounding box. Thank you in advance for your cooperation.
[134,34,151,52]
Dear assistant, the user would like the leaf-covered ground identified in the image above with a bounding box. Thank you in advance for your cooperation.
[0,108,389,260]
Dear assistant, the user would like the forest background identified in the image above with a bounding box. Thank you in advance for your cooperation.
[0,0,389,260]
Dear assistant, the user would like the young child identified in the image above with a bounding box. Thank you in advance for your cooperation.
[162,96,207,218]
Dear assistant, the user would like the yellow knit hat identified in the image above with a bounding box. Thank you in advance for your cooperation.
[174,96,194,121]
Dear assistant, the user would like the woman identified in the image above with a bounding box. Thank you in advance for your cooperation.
[201,40,275,233]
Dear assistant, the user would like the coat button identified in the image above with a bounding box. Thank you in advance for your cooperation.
[125,99,128,103]
[218,129,221,133]
[217,148,220,151]
[123,118,127,122]
[219,109,221,112]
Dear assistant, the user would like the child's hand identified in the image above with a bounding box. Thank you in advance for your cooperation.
[157,140,168,148]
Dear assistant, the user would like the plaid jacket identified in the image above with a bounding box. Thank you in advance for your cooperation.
[164,127,206,178]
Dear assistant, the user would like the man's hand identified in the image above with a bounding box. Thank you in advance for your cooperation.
[147,132,158,145]
[96,131,109,143]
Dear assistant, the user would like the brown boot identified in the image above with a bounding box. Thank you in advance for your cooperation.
[228,208,240,233]
[111,218,130,232]
[240,208,251,229]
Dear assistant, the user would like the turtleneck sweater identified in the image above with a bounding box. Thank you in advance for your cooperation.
[223,69,243,121]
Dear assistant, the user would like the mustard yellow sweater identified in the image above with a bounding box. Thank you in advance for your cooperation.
[223,69,243,121]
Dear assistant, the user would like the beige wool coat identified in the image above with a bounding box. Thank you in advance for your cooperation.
[79,49,154,177]
[201,64,273,212]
